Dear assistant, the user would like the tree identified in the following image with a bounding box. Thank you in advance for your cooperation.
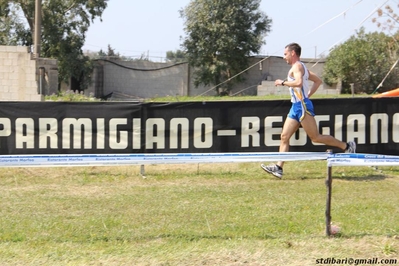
[372,3,399,33]
[0,2,31,45]
[0,0,108,91]
[322,28,399,94]
[180,0,271,95]
[165,49,187,63]
[97,44,120,58]
[95,45,142,62]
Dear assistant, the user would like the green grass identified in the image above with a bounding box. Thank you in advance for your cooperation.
[44,91,368,102]
[0,162,398,265]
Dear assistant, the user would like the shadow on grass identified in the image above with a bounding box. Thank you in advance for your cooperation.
[333,232,399,239]
[283,173,388,181]
[333,174,388,182]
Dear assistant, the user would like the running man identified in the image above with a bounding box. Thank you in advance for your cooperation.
[261,43,356,178]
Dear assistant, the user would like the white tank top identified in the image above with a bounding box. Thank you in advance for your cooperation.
[288,62,309,103]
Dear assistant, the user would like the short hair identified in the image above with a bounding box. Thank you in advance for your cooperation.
[285,43,301,57]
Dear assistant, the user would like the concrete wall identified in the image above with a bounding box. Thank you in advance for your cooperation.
[0,46,42,101]
[88,56,337,100]
[36,57,59,96]
[0,45,58,101]
[184,56,290,97]
[257,57,338,96]
[0,46,337,101]
[87,59,189,100]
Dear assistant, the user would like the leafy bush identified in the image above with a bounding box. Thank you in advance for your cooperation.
[45,90,99,102]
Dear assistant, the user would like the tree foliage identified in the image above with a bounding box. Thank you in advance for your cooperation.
[165,49,187,63]
[0,0,108,91]
[322,28,399,94]
[0,2,30,45]
[180,0,271,95]
[98,44,120,58]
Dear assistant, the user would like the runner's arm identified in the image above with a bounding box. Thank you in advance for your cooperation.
[308,70,322,97]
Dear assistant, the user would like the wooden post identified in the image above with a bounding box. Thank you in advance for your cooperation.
[325,165,333,236]
[34,0,42,58]
[140,165,146,178]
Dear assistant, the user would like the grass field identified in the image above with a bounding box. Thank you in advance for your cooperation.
[0,161,398,265]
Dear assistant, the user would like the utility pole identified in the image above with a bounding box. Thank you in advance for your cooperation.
[34,0,42,58]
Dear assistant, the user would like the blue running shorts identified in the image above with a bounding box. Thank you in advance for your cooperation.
[287,98,315,122]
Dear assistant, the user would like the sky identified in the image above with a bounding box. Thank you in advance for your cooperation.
[82,0,390,61]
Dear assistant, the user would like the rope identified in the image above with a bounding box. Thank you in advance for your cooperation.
[304,0,364,37]
[94,59,188,71]
[196,55,272,97]
[371,57,399,94]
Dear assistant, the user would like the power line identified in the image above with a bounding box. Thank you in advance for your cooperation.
[304,0,364,37]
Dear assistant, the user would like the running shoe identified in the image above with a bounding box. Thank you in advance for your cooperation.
[345,141,356,153]
[261,163,283,178]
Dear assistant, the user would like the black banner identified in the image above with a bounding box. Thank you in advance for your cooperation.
[0,98,398,155]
